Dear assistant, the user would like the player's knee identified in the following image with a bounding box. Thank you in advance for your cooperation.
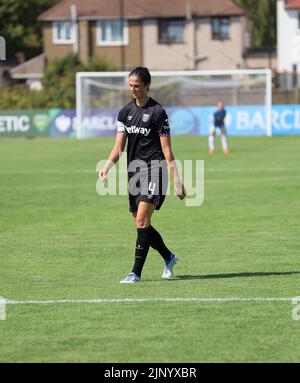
[135,215,150,229]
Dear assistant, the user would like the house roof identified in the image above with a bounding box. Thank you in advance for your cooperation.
[38,0,245,21]
[10,54,46,79]
[285,0,300,10]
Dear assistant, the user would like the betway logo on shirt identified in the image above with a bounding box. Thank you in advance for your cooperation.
[126,125,151,136]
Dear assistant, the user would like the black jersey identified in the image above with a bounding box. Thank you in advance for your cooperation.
[116,98,170,166]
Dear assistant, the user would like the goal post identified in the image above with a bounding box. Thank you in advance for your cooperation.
[76,69,272,139]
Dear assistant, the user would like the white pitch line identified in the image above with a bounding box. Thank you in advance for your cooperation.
[4,297,293,305]
[0,169,97,175]
[207,168,298,173]
[206,175,300,183]
[0,168,298,175]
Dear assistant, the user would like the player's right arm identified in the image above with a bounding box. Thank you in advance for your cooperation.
[99,107,129,181]
[99,131,127,181]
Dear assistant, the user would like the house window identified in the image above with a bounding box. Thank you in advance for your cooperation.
[211,17,230,40]
[97,20,128,46]
[53,21,74,44]
[158,19,184,43]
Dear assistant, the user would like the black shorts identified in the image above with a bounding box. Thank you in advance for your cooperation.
[128,161,168,213]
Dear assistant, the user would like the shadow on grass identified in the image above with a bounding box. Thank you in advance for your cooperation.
[173,271,300,280]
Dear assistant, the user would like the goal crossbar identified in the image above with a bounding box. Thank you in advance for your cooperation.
[76,69,272,138]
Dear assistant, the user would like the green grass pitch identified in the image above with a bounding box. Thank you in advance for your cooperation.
[0,135,300,362]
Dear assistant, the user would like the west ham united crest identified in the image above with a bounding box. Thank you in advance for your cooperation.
[142,114,150,123]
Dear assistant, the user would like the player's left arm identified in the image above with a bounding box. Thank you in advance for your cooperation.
[160,135,186,200]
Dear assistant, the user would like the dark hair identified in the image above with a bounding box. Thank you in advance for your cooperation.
[129,67,151,85]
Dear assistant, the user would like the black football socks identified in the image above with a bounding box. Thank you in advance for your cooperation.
[132,227,152,277]
[132,226,172,277]
[149,226,172,262]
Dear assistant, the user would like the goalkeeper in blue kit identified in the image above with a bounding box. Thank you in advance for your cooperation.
[208,101,229,154]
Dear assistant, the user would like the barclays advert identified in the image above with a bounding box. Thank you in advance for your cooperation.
[0,105,300,137]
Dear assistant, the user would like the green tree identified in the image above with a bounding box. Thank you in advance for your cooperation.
[41,54,82,108]
[0,54,117,109]
[0,0,59,59]
[41,54,117,108]
[234,0,277,48]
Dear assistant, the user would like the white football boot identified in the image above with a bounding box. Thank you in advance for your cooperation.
[120,272,141,284]
[162,253,178,279]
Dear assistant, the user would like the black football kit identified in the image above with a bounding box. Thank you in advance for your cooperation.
[116,97,170,212]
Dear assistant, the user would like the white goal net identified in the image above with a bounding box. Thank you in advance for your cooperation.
[76,69,272,138]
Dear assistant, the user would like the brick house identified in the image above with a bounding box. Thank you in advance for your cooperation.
[11,0,260,85]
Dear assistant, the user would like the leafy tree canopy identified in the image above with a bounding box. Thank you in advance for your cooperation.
[0,0,59,59]
[234,0,277,48]
[0,54,117,109]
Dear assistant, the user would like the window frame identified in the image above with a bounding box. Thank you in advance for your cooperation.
[96,20,129,46]
[158,18,185,44]
[53,21,75,44]
[211,17,230,40]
